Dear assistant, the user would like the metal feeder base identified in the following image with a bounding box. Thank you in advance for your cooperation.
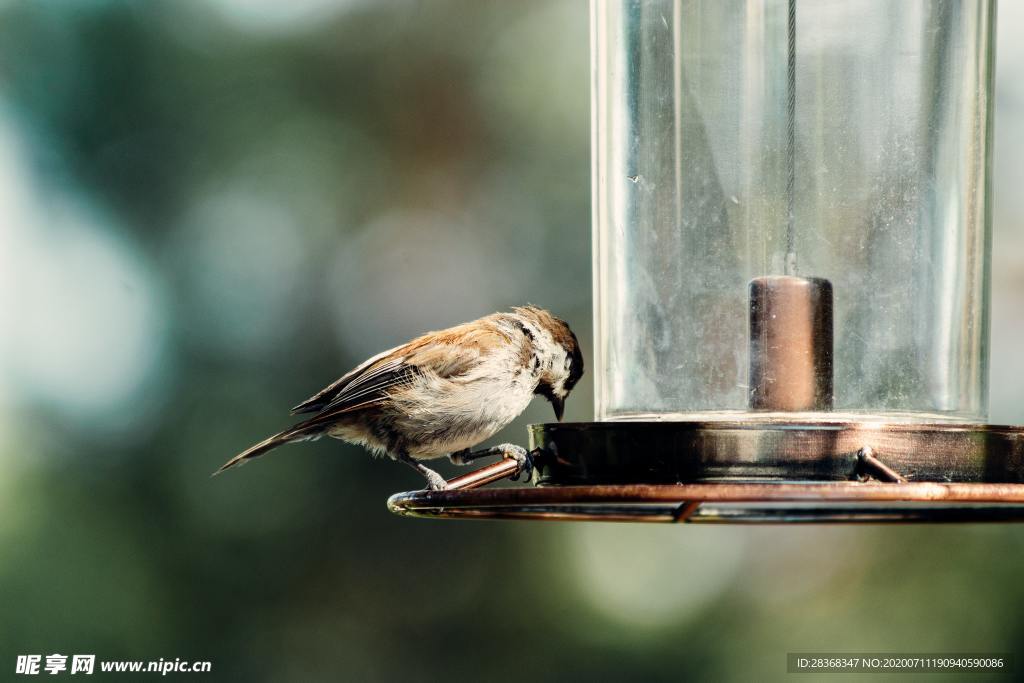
[530,420,1024,485]
[387,420,1024,524]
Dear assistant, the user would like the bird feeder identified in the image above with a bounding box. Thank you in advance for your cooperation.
[389,0,1024,522]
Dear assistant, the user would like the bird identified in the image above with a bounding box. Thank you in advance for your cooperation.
[216,306,584,490]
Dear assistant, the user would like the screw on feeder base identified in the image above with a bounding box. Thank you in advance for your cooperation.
[855,446,907,483]
[748,275,834,411]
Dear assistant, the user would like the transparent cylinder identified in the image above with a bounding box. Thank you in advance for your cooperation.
[593,0,995,422]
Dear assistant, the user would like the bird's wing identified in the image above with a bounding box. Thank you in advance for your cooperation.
[314,358,419,415]
[296,322,512,425]
[290,344,403,414]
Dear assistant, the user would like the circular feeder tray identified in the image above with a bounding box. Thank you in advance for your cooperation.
[388,420,1024,524]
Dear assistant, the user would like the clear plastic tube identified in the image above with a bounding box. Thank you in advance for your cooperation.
[593,0,995,422]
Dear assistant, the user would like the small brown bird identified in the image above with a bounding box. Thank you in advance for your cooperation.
[217,306,584,490]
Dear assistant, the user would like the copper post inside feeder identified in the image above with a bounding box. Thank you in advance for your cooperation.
[748,275,834,411]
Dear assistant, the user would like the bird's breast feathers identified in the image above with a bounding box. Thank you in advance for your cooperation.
[388,344,538,456]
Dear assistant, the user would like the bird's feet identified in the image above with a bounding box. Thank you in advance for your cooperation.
[447,444,534,483]
[502,445,535,483]
[424,469,450,491]
[397,451,450,491]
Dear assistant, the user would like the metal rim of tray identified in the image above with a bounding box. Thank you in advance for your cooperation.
[388,482,1024,523]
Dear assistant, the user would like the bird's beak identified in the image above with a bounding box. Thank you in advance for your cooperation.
[552,396,565,422]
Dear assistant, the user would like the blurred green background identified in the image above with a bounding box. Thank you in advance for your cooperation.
[1,1,1023,681]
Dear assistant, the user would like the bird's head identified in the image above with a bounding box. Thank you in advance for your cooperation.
[512,306,584,421]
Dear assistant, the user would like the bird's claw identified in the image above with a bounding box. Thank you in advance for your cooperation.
[424,471,450,491]
[506,446,535,483]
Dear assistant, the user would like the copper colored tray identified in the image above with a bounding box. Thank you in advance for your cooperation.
[388,480,1024,524]
[388,421,1024,524]
[528,420,1024,485]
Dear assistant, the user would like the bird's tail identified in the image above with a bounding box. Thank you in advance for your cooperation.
[214,420,324,476]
